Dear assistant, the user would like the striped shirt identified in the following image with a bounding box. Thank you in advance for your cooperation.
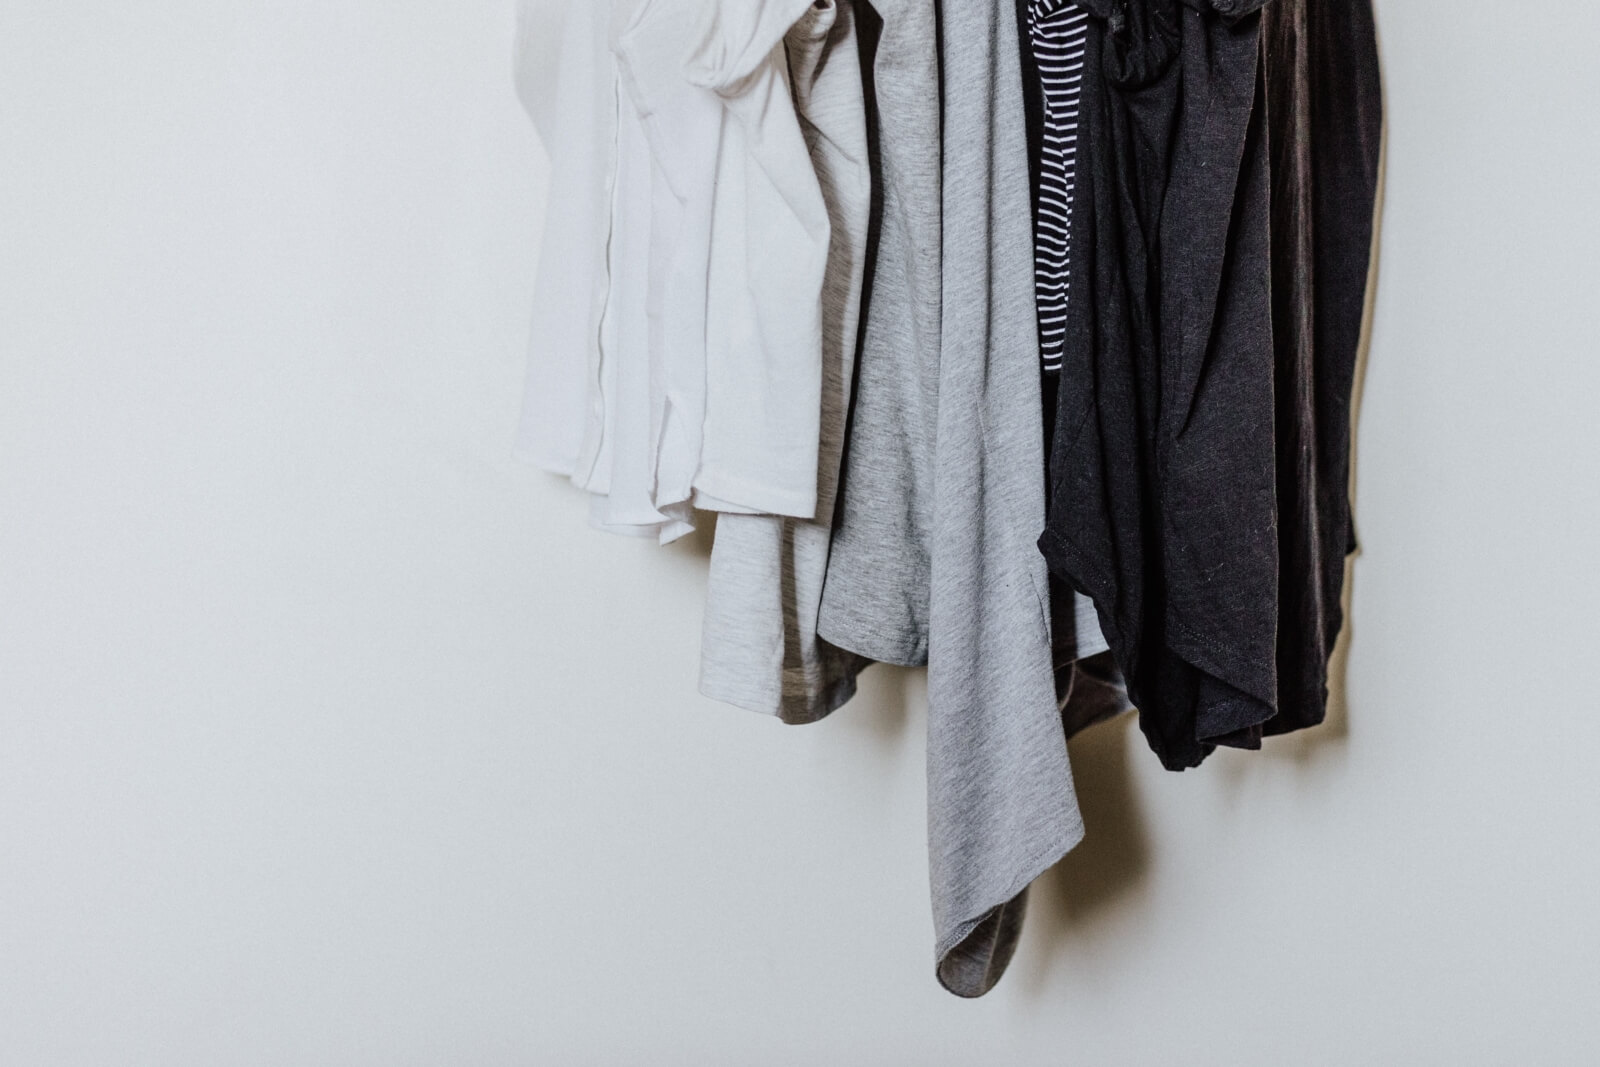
[1026,0,1089,374]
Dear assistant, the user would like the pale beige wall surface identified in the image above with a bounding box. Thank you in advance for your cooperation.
[1,2,1597,1063]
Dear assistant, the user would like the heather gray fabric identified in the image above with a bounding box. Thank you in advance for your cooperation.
[923,0,1085,998]
[815,0,941,667]
[699,0,874,723]
[817,0,1090,998]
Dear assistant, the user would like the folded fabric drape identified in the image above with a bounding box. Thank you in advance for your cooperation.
[515,0,837,539]
[686,0,833,520]
[1039,0,1382,769]
[514,0,1383,999]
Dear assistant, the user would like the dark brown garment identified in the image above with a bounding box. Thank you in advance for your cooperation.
[1039,0,1382,769]
[1259,0,1384,739]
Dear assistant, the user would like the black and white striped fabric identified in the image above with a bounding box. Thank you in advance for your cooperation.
[1025,0,1089,374]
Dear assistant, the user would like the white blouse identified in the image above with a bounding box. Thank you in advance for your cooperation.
[686,0,831,519]
[517,0,832,533]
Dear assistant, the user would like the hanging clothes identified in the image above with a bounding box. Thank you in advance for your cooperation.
[817,0,1090,998]
[699,0,875,723]
[815,0,942,667]
[613,0,725,532]
[517,0,833,538]
[1020,0,1114,673]
[1024,0,1091,377]
[1039,0,1382,770]
[1257,0,1384,738]
[1040,0,1278,770]
[515,0,1383,1001]
[512,0,615,483]
[512,0,687,542]
[923,0,1090,997]
[686,0,833,520]
[591,6,693,540]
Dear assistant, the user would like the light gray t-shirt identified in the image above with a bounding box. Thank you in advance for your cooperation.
[814,0,1096,997]
[922,0,1088,998]
[698,0,873,722]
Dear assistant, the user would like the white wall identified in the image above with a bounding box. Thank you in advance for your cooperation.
[2,2,1598,1063]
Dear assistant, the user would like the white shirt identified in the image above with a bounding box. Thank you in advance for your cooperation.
[589,4,693,539]
[614,0,722,525]
[516,0,688,541]
[518,0,830,534]
[512,0,614,485]
[686,0,831,519]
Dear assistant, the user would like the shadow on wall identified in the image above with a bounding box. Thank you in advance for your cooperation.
[837,661,917,751]
[668,508,719,562]
[1025,712,1153,982]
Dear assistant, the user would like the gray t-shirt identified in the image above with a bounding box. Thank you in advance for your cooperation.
[815,0,942,668]
[817,0,1096,998]
[924,0,1088,998]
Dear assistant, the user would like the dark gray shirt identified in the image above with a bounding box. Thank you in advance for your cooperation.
[1039,0,1382,769]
